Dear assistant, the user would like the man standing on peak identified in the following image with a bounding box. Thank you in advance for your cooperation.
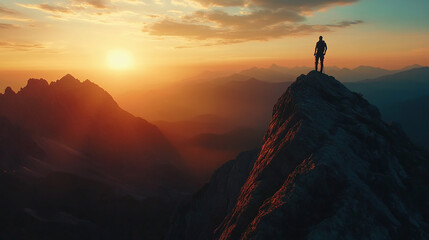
[314,36,327,72]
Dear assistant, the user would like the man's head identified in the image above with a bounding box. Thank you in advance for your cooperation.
[319,36,323,41]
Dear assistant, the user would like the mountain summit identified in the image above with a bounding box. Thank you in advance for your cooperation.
[0,74,188,195]
[167,71,429,239]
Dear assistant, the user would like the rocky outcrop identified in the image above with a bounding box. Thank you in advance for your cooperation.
[167,71,429,239]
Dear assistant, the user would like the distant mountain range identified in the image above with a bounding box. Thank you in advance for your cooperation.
[120,77,292,178]
[346,67,429,150]
[120,76,292,124]
[346,67,429,107]
[237,64,424,82]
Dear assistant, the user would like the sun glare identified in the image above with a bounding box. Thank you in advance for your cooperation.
[107,50,134,70]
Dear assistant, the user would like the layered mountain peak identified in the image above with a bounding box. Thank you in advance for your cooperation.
[53,73,82,88]
[4,86,15,96]
[59,73,77,82]
[21,78,49,94]
[0,74,188,195]
[26,78,49,87]
[168,71,429,239]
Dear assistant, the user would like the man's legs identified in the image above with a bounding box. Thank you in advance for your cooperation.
[320,55,324,72]
[315,55,319,71]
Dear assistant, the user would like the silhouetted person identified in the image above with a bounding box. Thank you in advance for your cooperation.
[314,36,327,72]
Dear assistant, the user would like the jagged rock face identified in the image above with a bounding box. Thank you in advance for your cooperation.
[168,71,429,240]
[0,75,188,194]
[167,149,259,240]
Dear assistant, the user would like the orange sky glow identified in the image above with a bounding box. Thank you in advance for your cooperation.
[0,0,428,93]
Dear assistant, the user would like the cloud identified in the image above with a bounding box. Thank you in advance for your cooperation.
[0,41,45,51]
[17,1,132,24]
[37,3,73,13]
[188,9,305,29]
[0,6,18,15]
[146,19,362,45]
[0,6,33,23]
[0,23,18,29]
[148,20,221,39]
[326,20,363,27]
[17,3,74,14]
[192,0,244,7]
[73,0,111,9]
[112,0,146,5]
[0,15,33,22]
[18,0,112,16]
[145,0,361,45]
[192,0,358,9]
[171,0,188,6]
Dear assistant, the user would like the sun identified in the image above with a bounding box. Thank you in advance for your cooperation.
[106,49,134,70]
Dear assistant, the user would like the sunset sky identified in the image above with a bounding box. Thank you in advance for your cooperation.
[0,0,428,87]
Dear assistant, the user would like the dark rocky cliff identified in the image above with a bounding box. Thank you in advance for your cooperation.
[0,75,193,240]
[0,74,190,195]
[167,71,429,240]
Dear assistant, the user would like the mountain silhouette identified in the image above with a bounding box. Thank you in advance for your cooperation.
[121,75,292,126]
[121,76,293,178]
[239,67,296,83]
[0,74,197,239]
[256,64,424,82]
[180,64,402,87]
[346,67,429,108]
[0,74,189,194]
[346,67,429,150]
[167,71,429,239]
